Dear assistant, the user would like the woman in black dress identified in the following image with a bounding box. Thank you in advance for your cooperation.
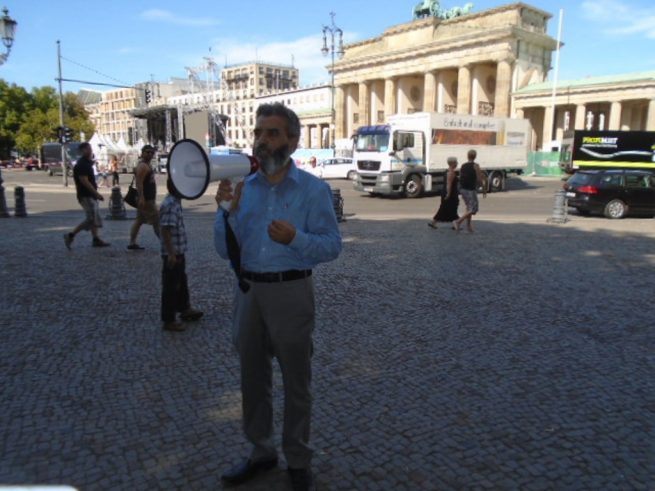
[428,157,459,229]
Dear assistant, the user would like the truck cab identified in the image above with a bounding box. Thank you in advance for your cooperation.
[353,124,429,198]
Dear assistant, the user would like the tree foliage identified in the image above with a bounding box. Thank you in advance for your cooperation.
[0,79,95,158]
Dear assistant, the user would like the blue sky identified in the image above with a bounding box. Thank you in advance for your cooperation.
[2,0,655,93]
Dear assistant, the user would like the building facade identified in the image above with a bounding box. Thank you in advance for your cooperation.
[514,71,655,150]
[86,87,137,143]
[164,61,300,148]
[332,3,557,144]
[256,83,332,149]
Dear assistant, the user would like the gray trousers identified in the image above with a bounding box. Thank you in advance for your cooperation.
[232,277,315,469]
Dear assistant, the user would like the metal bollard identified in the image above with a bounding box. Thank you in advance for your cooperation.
[331,188,345,222]
[106,186,127,220]
[548,189,568,224]
[14,186,27,217]
[0,177,9,218]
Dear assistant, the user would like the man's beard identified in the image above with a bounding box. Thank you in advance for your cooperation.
[254,144,290,176]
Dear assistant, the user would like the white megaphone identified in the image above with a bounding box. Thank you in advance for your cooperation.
[167,139,259,209]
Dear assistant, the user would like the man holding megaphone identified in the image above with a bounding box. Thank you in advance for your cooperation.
[214,103,342,491]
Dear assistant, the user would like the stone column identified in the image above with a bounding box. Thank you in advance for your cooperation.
[542,106,554,150]
[456,65,471,114]
[608,101,622,130]
[620,105,632,131]
[303,125,311,149]
[358,81,370,127]
[335,85,346,140]
[494,58,513,117]
[646,100,655,131]
[384,78,397,119]
[436,71,446,113]
[423,71,437,112]
[574,104,586,130]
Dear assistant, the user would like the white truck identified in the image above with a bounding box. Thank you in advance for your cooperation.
[353,112,531,197]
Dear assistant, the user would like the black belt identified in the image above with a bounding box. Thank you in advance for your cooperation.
[241,270,312,283]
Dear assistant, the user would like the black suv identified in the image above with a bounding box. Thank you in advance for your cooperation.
[564,169,655,218]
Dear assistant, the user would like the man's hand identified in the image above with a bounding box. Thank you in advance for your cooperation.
[215,180,243,211]
[96,192,104,201]
[166,255,177,268]
[268,220,296,245]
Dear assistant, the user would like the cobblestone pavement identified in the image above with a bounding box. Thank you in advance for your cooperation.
[0,188,654,490]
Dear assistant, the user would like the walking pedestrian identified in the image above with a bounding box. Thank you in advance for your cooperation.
[454,149,487,233]
[63,142,110,249]
[110,155,120,187]
[304,156,322,178]
[428,156,459,229]
[214,103,342,491]
[127,145,160,250]
[159,178,203,332]
[98,161,110,188]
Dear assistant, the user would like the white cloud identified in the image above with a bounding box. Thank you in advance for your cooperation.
[140,9,220,27]
[581,0,655,38]
[207,32,358,86]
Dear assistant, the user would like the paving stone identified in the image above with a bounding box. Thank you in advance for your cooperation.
[0,196,653,490]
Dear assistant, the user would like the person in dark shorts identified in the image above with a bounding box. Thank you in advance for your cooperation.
[63,142,110,249]
[454,149,487,233]
[128,145,160,250]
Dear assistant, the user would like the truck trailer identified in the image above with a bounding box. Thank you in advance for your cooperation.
[353,112,531,198]
[559,130,655,173]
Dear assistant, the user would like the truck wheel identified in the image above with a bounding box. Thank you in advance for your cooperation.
[347,170,357,180]
[489,171,504,192]
[48,169,54,177]
[66,168,73,177]
[604,199,627,219]
[404,174,423,198]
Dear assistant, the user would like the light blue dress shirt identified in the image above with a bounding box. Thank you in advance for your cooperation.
[214,163,342,272]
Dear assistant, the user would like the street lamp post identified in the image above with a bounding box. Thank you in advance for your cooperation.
[0,7,17,65]
[322,12,344,150]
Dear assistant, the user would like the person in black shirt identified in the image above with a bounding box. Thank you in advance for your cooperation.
[127,145,160,250]
[454,149,487,233]
[63,142,110,249]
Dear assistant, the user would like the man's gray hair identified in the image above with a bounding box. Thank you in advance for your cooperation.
[256,103,301,139]
[447,156,457,165]
[467,149,477,160]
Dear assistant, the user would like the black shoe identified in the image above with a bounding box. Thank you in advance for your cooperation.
[221,458,278,486]
[288,468,315,491]
[92,238,110,248]
[127,243,145,250]
[64,233,74,250]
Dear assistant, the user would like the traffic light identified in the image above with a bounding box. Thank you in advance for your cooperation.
[145,89,152,104]
[57,126,74,143]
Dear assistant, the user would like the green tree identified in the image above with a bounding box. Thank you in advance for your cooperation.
[0,80,32,158]
[12,86,95,155]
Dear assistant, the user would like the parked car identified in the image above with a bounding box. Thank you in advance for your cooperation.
[564,169,655,218]
[24,157,39,171]
[319,158,357,180]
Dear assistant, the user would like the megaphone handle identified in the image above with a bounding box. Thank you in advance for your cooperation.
[219,177,243,212]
